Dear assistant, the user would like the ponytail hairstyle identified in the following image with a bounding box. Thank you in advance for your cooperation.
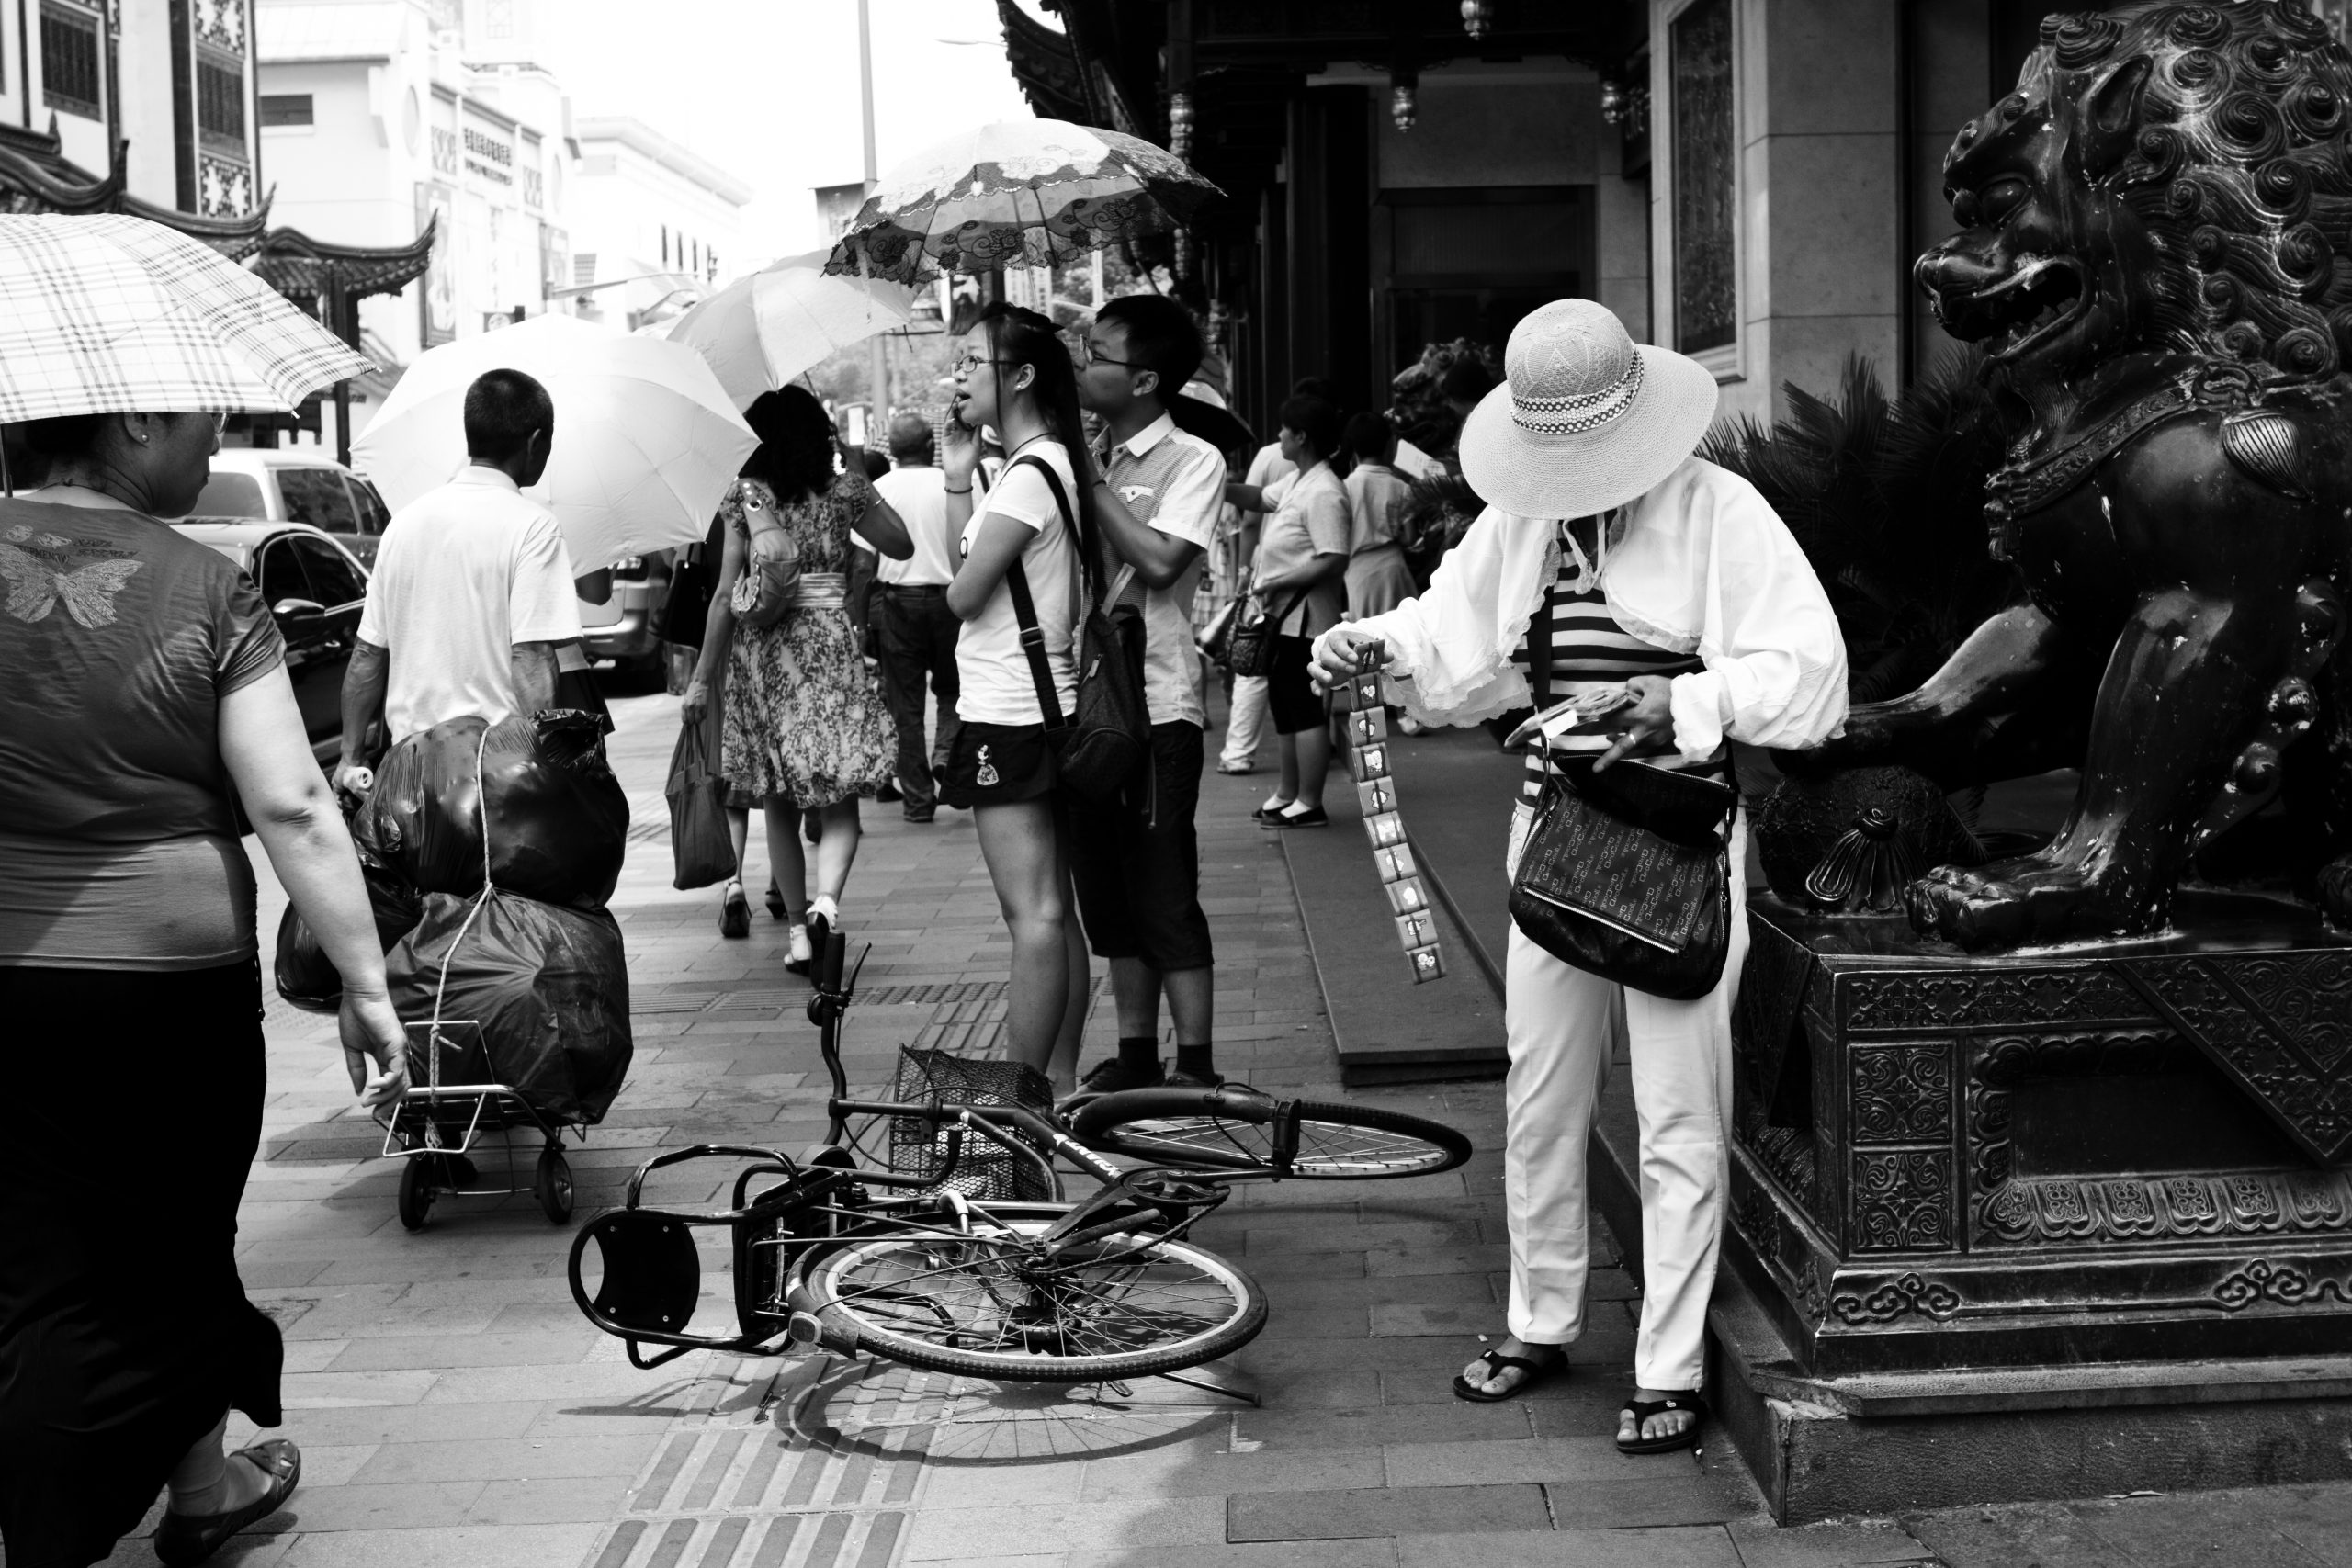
[975,300,1101,580]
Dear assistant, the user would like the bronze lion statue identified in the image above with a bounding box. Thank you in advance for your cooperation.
[1826,0,2352,949]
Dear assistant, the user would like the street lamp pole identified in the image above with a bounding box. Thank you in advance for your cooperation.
[859,0,889,441]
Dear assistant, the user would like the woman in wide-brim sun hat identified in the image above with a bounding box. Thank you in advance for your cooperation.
[1311,297,1848,1455]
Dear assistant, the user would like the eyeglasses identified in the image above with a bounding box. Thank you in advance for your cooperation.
[1080,342,1146,371]
[952,351,1019,376]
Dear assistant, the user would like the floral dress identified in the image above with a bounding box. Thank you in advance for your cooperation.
[719,469,898,808]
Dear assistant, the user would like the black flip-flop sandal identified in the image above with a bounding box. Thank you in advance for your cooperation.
[1452,1348,1567,1403]
[1617,1391,1706,1454]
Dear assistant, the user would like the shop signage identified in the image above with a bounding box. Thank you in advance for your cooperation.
[462,121,514,186]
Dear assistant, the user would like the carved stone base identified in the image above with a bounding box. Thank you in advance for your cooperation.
[1731,892,2352,1374]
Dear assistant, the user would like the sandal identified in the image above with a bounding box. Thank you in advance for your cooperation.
[764,881,786,921]
[1617,1391,1706,1454]
[1452,1346,1567,1404]
[153,1438,300,1566]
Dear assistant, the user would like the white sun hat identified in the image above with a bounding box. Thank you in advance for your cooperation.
[1457,299,1721,520]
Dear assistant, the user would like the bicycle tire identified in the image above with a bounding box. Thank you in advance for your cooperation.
[1070,1090,1472,1179]
[785,1205,1266,1382]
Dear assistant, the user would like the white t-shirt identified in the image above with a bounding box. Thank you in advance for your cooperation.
[1098,413,1225,728]
[357,466,583,742]
[956,441,1080,727]
[869,464,955,586]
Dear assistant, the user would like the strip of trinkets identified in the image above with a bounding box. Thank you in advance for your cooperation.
[1345,639,1444,984]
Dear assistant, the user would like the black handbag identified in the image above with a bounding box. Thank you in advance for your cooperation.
[656,513,726,649]
[1504,596,1736,1000]
[1001,455,1149,804]
[1225,584,1305,679]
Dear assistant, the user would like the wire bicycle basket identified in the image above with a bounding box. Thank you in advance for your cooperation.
[888,1047,1057,1201]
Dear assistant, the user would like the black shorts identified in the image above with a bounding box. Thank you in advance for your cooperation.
[936,721,1059,808]
[1069,722,1214,972]
[1268,634,1326,735]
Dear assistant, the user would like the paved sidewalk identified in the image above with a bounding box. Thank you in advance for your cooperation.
[67,685,2352,1568]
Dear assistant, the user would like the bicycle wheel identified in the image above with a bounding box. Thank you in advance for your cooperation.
[786,1206,1266,1382]
[1071,1090,1471,1179]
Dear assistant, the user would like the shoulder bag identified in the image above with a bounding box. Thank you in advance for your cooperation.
[1224,582,1306,678]
[1001,454,1149,803]
[1504,592,1736,1001]
[728,484,801,632]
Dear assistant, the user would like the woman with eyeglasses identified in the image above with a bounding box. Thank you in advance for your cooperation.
[938,303,1097,1091]
[0,411,408,1566]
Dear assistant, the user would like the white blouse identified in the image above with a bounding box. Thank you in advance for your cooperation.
[1317,456,1849,764]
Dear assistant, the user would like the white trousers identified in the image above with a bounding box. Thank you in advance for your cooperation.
[1220,673,1271,767]
[1500,818,1749,1392]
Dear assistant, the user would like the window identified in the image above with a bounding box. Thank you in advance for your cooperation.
[190,470,266,518]
[40,3,100,120]
[275,468,357,534]
[1670,0,1737,357]
[197,53,246,147]
[346,477,390,536]
[256,540,311,609]
[289,536,367,607]
[573,253,597,287]
[260,95,314,128]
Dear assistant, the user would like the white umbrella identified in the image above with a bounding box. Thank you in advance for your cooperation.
[667,248,918,409]
[353,313,756,575]
[0,213,368,422]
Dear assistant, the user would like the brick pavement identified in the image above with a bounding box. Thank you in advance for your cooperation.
[71,685,2352,1568]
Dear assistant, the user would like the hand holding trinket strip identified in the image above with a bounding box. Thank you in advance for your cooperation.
[1345,638,1445,984]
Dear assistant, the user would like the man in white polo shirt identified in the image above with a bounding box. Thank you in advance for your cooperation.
[1070,296,1231,1091]
[334,368,584,789]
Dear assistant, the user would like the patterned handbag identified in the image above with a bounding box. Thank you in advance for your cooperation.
[1507,756,1735,1001]
[728,486,801,632]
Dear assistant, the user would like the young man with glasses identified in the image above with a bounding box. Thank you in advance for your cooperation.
[1069,296,1230,1090]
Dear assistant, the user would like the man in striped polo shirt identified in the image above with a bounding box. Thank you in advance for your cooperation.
[1069,295,1231,1091]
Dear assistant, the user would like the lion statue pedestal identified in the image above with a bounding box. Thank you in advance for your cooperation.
[1713,3,2352,1521]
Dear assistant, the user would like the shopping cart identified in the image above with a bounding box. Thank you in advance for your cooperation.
[379,1019,582,1230]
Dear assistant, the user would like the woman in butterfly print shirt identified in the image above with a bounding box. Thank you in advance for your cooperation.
[0,412,407,1567]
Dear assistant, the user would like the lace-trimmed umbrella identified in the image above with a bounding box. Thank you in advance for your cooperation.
[0,213,368,423]
[824,118,1221,287]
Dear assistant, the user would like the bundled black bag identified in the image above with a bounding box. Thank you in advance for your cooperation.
[272,829,424,1012]
[1001,455,1148,803]
[386,888,633,1123]
[355,710,628,908]
[1223,586,1306,680]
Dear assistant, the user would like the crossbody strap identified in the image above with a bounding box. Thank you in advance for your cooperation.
[1001,453,1080,728]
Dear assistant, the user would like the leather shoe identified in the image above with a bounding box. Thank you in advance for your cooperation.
[153,1438,300,1566]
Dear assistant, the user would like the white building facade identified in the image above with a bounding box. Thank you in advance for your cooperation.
[566,115,750,333]
[0,0,265,218]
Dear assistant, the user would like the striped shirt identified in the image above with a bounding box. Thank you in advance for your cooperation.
[1509,519,1723,798]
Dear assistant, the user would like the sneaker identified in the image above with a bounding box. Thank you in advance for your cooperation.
[903,807,936,824]
[1078,1056,1166,1093]
[1216,760,1258,775]
[1162,1065,1226,1089]
[1264,806,1329,829]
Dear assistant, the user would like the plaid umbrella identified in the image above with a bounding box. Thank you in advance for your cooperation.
[825,119,1221,287]
[0,213,368,423]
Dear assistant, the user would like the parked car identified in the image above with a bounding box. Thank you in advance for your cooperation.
[580,550,674,676]
[191,449,395,566]
[175,520,370,766]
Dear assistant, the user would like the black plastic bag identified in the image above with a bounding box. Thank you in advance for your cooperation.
[272,852,425,1013]
[387,888,632,1123]
[356,710,628,908]
[667,713,735,890]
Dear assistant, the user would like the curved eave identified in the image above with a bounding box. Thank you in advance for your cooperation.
[0,143,124,213]
[119,190,273,258]
[253,216,435,299]
[998,0,1093,124]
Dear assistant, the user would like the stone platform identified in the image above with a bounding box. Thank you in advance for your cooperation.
[1687,890,2352,1518]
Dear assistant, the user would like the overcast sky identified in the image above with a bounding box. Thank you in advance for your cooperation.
[542,0,1037,264]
